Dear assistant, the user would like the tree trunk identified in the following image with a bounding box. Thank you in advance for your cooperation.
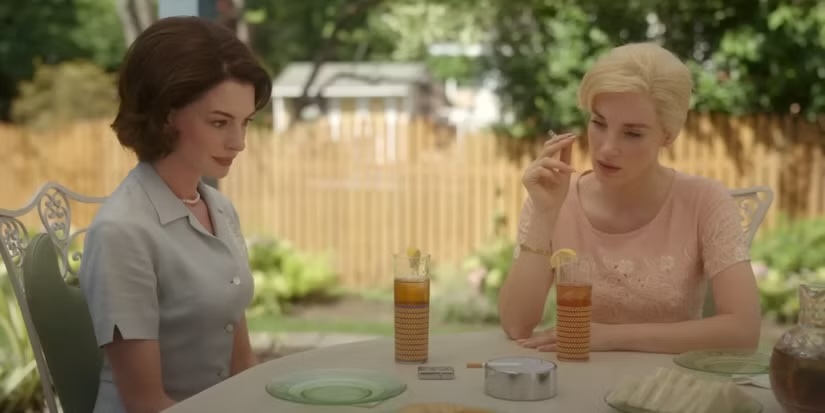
[216,0,249,44]
[115,0,140,45]
[290,0,385,125]
[231,0,249,44]
[116,0,157,46]
[133,0,156,31]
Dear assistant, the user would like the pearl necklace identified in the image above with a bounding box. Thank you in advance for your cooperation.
[181,192,201,205]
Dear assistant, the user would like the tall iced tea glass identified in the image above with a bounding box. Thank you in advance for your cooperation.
[555,256,593,361]
[393,252,431,363]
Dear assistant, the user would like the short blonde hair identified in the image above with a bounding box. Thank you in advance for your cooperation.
[577,42,693,139]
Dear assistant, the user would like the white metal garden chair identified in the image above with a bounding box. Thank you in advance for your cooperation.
[0,182,107,413]
[703,186,774,317]
[730,186,774,248]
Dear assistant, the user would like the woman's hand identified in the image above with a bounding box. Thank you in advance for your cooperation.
[516,323,617,352]
[522,133,577,215]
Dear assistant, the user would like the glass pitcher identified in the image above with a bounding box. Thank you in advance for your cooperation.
[768,282,825,413]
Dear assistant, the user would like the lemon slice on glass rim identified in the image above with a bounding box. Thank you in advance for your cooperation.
[549,248,577,269]
[406,247,421,259]
[406,246,422,268]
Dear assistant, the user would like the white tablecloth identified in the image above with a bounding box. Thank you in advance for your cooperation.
[165,330,783,413]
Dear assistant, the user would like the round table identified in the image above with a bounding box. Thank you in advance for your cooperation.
[165,330,783,413]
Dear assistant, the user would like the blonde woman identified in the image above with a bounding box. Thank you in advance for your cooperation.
[497,43,761,354]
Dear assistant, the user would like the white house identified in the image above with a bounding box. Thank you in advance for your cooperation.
[271,62,439,143]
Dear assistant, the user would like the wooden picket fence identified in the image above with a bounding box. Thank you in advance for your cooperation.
[1,113,824,287]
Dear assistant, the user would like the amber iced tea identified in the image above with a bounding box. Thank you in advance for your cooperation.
[557,284,592,307]
[769,347,825,412]
[393,252,431,363]
[769,283,825,413]
[555,258,593,362]
[394,278,430,305]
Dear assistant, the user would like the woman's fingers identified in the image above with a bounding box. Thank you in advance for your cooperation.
[539,170,561,185]
[537,344,557,352]
[538,134,576,159]
[538,157,576,174]
[543,132,575,145]
[527,166,561,186]
[525,158,574,186]
[518,329,556,348]
[527,152,575,175]
[559,141,573,165]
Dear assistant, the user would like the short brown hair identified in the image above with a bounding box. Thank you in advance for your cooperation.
[112,16,272,162]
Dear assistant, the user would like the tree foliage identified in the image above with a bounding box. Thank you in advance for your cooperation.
[487,0,825,139]
[11,61,117,130]
[246,0,395,74]
[0,0,123,121]
[3,0,823,133]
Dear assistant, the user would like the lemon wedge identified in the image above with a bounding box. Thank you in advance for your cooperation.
[549,248,577,268]
[406,247,422,268]
[406,247,421,259]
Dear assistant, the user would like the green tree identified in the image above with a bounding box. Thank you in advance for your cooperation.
[73,0,127,70]
[486,0,647,138]
[486,0,825,139]
[11,61,118,130]
[246,0,396,118]
[0,0,83,120]
[683,1,825,117]
[247,0,394,74]
[367,0,493,83]
[0,0,124,121]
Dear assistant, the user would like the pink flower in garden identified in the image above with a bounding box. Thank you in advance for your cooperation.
[751,261,769,280]
[467,269,486,290]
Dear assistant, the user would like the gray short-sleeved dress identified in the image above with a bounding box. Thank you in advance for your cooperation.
[79,162,255,412]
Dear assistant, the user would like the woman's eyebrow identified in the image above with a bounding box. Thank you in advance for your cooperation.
[593,110,649,128]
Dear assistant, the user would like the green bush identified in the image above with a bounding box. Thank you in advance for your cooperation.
[752,262,825,324]
[433,236,555,326]
[432,200,557,325]
[247,238,338,316]
[431,263,500,325]
[430,204,514,324]
[0,266,44,412]
[751,217,825,275]
[461,237,515,302]
[11,60,117,130]
[751,217,825,323]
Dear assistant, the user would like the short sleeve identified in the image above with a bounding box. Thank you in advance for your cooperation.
[699,184,750,278]
[79,220,159,346]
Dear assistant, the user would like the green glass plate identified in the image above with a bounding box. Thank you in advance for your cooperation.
[604,391,763,413]
[265,368,407,405]
[673,349,770,375]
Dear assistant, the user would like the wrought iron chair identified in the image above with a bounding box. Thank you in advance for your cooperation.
[703,186,774,317]
[0,183,106,413]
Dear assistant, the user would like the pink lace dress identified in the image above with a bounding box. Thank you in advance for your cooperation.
[515,171,750,324]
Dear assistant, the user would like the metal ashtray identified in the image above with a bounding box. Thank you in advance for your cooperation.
[483,357,558,401]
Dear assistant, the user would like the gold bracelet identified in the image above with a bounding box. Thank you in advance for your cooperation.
[519,242,552,258]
